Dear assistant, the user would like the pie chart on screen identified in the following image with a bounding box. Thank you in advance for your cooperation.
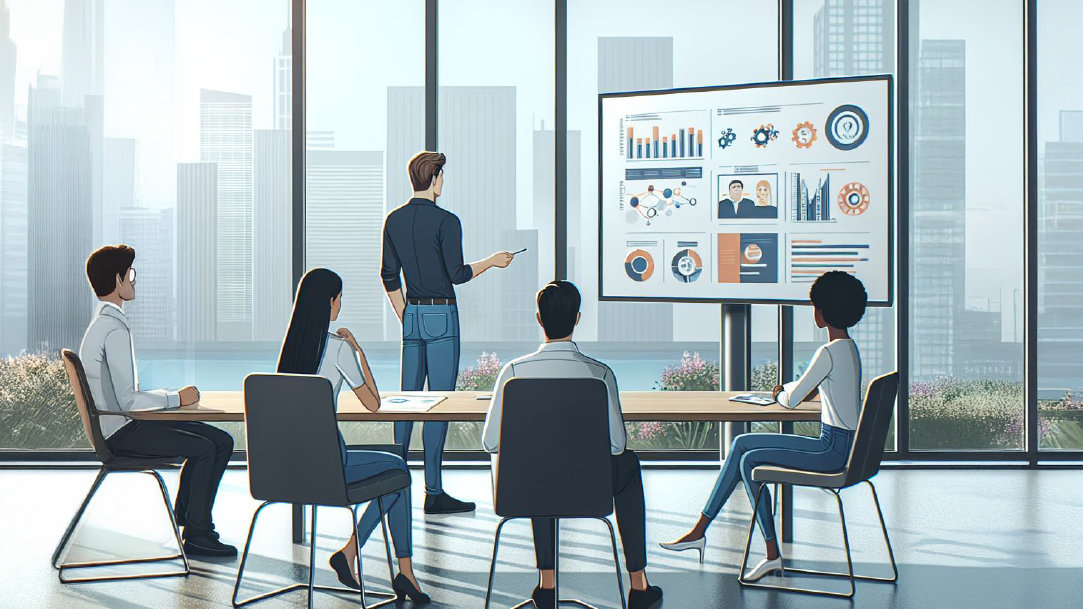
[744,243,763,264]
[624,249,655,282]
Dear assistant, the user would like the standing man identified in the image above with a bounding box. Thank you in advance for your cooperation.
[79,245,236,556]
[381,151,515,514]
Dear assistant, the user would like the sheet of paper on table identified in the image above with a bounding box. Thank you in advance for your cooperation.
[379,395,448,413]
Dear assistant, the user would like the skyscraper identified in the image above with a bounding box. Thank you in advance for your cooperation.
[61,0,104,107]
[27,76,94,353]
[177,162,217,343]
[119,207,174,343]
[253,129,292,341]
[911,39,966,380]
[274,28,291,130]
[596,37,674,343]
[814,0,894,77]
[0,140,27,355]
[306,150,385,341]
[1038,110,1083,392]
[812,0,894,381]
[102,137,136,245]
[0,0,15,139]
[384,87,425,341]
[533,127,581,283]
[200,89,253,341]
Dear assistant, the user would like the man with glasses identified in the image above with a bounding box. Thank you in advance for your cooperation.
[78,245,236,556]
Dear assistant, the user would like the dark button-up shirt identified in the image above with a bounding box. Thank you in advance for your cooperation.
[381,198,474,299]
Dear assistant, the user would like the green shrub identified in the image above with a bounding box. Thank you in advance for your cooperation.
[909,377,1024,450]
[0,353,86,449]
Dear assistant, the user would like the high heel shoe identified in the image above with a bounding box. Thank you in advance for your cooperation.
[658,536,706,563]
[392,572,432,603]
[329,550,361,590]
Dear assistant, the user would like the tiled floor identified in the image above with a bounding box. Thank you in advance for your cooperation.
[4,466,1082,608]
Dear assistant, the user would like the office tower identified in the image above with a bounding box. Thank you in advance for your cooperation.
[814,0,894,77]
[812,0,894,380]
[61,0,104,107]
[1038,111,1083,391]
[0,140,27,355]
[308,131,335,150]
[0,0,15,139]
[253,129,292,341]
[177,162,217,343]
[386,86,526,343]
[274,28,291,130]
[200,89,253,341]
[307,150,385,341]
[911,39,966,380]
[102,138,136,245]
[597,37,674,343]
[119,207,174,343]
[27,77,94,353]
[501,228,540,342]
[533,127,581,282]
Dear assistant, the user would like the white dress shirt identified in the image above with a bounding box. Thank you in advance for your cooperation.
[777,338,862,430]
[317,333,368,406]
[482,341,627,455]
[78,301,180,438]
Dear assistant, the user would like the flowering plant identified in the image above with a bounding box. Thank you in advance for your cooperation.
[456,352,502,391]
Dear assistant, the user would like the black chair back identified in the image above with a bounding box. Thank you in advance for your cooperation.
[61,349,113,462]
[494,377,613,519]
[842,371,899,487]
[243,373,350,506]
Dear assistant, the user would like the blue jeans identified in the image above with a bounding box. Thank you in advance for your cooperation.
[394,303,460,496]
[702,424,855,542]
[343,449,413,558]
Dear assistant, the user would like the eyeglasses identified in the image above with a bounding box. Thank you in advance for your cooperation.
[127,268,137,283]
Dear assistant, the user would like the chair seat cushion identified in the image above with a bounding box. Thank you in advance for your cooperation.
[347,470,412,505]
[751,465,847,488]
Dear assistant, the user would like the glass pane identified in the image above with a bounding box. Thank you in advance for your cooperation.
[0,0,290,449]
[792,0,897,445]
[569,0,778,450]
[436,0,555,449]
[1038,0,1083,450]
[306,0,424,447]
[909,0,1024,451]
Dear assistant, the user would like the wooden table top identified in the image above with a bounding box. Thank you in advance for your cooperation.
[127,390,821,423]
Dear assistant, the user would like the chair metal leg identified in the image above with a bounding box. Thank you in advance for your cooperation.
[866,480,899,582]
[377,496,396,583]
[232,502,395,609]
[57,469,190,584]
[483,517,511,609]
[597,517,627,609]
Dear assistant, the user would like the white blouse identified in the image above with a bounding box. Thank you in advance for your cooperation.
[777,338,862,431]
[317,333,367,406]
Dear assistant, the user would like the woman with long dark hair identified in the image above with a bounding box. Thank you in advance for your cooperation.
[278,268,429,602]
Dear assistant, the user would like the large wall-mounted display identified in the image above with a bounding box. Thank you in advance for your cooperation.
[599,76,893,306]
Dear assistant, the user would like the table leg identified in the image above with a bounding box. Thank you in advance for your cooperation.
[780,420,794,543]
[292,503,305,544]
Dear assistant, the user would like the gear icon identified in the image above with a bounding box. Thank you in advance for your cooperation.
[792,121,817,148]
[751,124,779,148]
[717,127,737,149]
[838,182,870,216]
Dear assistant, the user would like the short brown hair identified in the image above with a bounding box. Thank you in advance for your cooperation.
[86,245,135,297]
[408,151,446,191]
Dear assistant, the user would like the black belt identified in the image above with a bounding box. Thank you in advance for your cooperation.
[408,298,456,305]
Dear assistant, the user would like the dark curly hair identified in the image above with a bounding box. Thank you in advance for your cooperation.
[809,271,867,329]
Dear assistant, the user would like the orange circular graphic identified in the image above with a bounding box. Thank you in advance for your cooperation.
[792,121,817,148]
[624,249,655,282]
[743,243,763,263]
[837,182,870,216]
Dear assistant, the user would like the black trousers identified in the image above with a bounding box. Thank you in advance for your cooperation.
[532,450,647,572]
[106,420,233,538]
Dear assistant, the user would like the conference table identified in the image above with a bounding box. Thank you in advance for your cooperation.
[131,390,820,545]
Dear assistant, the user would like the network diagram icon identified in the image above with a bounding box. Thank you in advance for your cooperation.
[629,182,697,226]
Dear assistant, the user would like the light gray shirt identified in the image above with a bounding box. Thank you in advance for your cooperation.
[777,338,862,430]
[482,341,627,455]
[78,302,180,438]
[317,333,367,407]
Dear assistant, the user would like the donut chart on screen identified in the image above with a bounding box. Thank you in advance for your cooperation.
[670,249,703,283]
[624,249,655,282]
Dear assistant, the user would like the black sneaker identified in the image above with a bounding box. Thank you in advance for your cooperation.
[629,585,663,609]
[183,534,237,558]
[175,513,220,540]
[531,585,556,609]
[423,492,476,515]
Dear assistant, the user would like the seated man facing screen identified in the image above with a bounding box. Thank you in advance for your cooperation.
[78,245,236,557]
[482,280,662,609]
